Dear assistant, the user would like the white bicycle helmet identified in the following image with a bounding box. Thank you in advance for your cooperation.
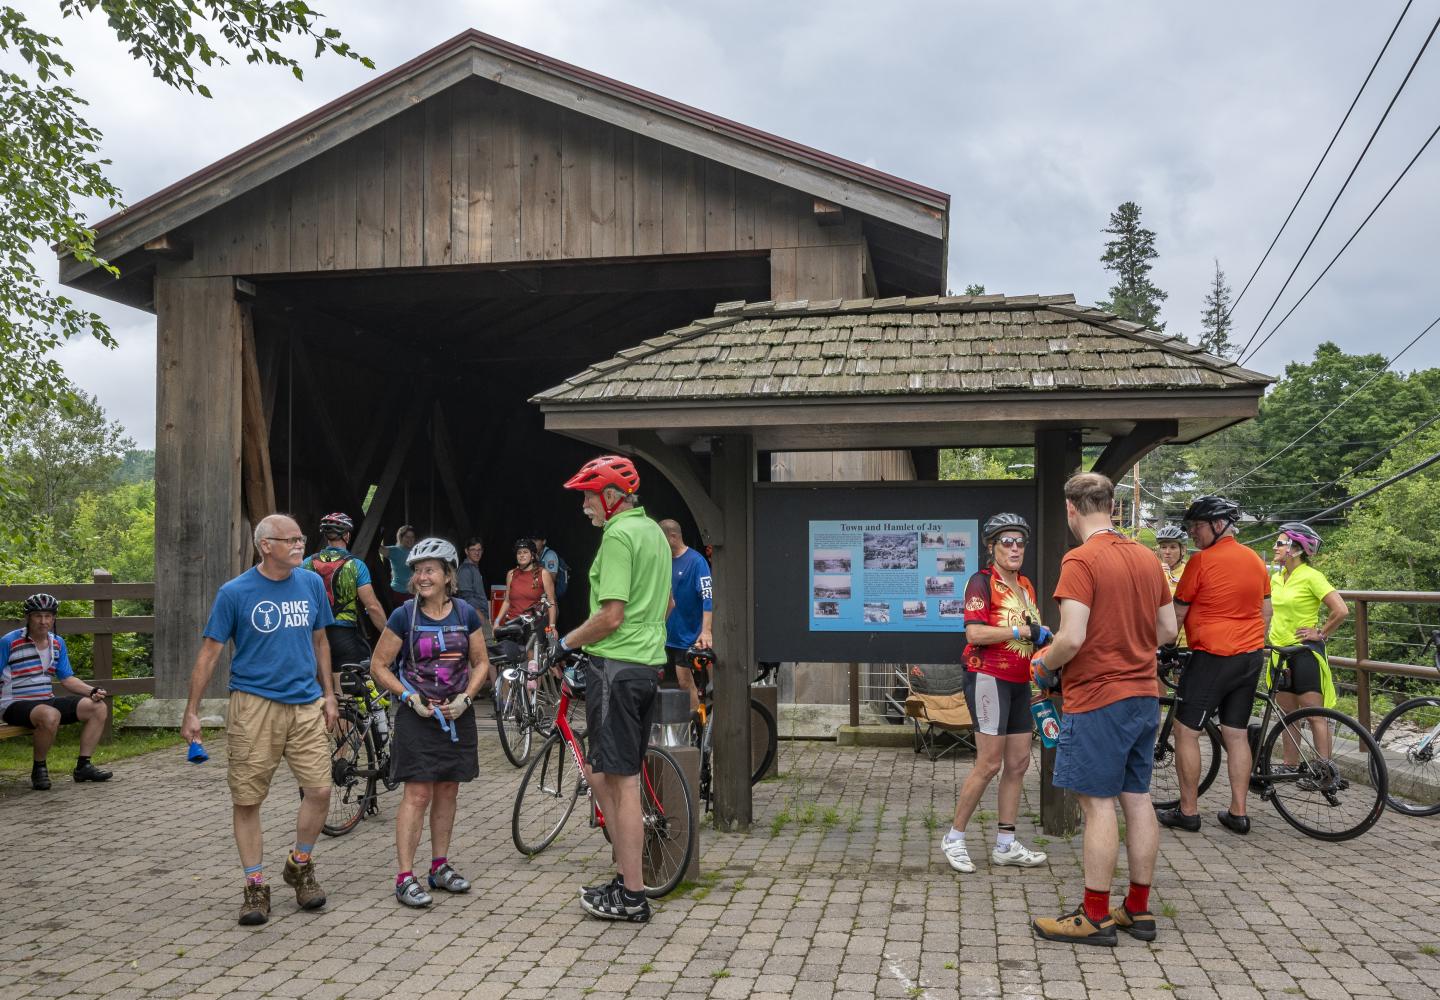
[406,537,459,568]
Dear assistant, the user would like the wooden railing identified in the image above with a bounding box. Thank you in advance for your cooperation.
[1327,590,1440,730]
[0,570,156,738]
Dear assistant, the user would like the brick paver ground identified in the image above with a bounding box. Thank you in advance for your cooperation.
[2,727,1439,999]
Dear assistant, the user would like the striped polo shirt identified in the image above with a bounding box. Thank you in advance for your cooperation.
[0,629,73,712]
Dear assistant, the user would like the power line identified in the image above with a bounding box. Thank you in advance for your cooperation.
[1226,0,1415,319]
[1233,10,1440,361]
[1218,310,1440,492]
[1239,120,1440,366]
[1263,410,1440,513]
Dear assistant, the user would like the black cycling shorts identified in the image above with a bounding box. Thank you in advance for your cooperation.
[584,656,659,776]
[962,671,1033,737]
[1175,649,1263,730]
[2,696,83,728]
[326,625,372,671]
[659,646,695,686]
[1276,644,1324,696]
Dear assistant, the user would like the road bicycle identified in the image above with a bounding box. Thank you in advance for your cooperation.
[687,648,778,813]
[510,654,696,897]
[320,660,399,836]
[1372,629,1440,816]
[493,596,563,768]
[1150,645,1388,841]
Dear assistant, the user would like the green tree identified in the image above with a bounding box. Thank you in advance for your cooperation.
[1097,201,1168,330]
[0,3,370,425]
[1198,259,1235,358]
[940,447,1033,480]
[2,390,132,528]
[113,449,155,486]
[963,283,986,295]
[1187,343,1440,519]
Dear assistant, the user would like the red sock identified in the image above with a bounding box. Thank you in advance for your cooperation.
[396,870,413,887]
[430,857,447,873]
[1125,882,1150,914]
[1083,887,1111,923]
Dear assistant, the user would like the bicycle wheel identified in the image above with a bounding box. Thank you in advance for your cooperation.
[322,704,374,837]
[637,745,695,898]
[749,699,778,784]
[698,716,714,813]
[512,731,585,855]
[1258,707,1387,841]
[496,675,534,768]
[1150,697,1221,810]
[1373,697,1440,816]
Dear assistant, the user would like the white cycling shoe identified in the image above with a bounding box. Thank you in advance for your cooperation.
[941,838,975,874]
[991,840,1048,867]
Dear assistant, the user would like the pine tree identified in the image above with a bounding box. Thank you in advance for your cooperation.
[1198,259,1236,357]
[1097,201,1168,330]
[963,283,986,295]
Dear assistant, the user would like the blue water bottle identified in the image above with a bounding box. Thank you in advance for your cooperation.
[1031,699,1060,749]
[187,740,209,764]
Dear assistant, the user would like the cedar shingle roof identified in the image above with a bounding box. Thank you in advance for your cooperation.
[532,294,1272,404]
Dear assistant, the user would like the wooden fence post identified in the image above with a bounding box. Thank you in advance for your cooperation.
[91,569,115,742]
[1354,600,1370,730]
[848,662,860,728]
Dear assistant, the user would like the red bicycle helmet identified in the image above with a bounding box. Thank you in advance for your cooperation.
[563,455,640,519]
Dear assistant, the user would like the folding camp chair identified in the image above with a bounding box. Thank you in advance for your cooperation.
[901,660,976,763]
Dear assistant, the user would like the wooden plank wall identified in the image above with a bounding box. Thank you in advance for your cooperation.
[153,275,247,699]
[174,77,863,279]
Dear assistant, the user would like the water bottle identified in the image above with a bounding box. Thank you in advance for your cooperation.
[1031,698,1060,749]
[371,704,390,745]
[526,657,539,693]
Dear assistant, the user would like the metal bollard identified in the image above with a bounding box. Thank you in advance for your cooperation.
[649,743,701,886]
[650,687,693,748]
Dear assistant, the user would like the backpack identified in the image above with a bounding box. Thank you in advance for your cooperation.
[305,550,356,616]
[544,546,571,597]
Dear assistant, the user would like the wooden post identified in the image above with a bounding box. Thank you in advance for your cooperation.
[710,434,755,832]
[1035,429,1082,837]
[91,569,115,742]
[848,662,860,728]
[1354,600,1370,730]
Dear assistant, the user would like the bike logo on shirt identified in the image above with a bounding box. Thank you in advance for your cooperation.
[252,601,282,633]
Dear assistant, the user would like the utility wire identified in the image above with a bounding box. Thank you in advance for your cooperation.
[1226,0,1415,319]
[1218,311,1440,492]
[1240,120,1440,366]
[1233,10,1440,361]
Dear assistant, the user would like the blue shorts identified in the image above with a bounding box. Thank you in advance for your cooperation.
[1052,695,1158,798]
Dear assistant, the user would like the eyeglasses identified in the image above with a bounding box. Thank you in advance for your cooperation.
[1274,538,1297,548]
[264,535,307,547]
[996,536,1027,548]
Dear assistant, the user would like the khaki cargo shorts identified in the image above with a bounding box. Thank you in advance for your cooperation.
[227,690,330,806]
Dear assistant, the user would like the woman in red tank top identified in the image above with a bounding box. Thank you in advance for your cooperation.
[495,538,557,629]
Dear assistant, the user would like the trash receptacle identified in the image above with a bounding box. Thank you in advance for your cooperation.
[651,687,692,747]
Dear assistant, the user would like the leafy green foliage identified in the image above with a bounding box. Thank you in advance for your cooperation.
[1198,259,1235,358]
[1097,201,1167,331]
[963,283,986,295]
[0,3,370,421]
[2,390,131,528]
[940,447,1032,480]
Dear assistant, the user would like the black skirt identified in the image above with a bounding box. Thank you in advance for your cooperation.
[390,704,479,783]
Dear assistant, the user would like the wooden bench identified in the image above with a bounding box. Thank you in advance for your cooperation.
[0,723,26,741]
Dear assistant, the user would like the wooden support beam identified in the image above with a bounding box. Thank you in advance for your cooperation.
[430,401,472,540]
[710,433,755,832]
[239,308,276,531]
[813,198,845,227]
[1090,419,1178,482]
[142,234,192,261]
[353,404,428,558]
[1035,428,1082,837]
[289,338,360,500]
[617,430,724,546]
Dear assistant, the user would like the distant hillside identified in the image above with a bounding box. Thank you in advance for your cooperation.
[114,449,155,485]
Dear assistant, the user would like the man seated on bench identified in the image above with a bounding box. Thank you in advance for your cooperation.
[0,593,112,790]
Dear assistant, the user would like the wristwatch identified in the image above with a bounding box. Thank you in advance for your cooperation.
[462,695,473,707]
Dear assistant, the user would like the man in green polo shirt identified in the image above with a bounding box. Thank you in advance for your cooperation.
[552,454,671,923]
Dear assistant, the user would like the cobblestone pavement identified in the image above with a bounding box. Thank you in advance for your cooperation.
[3,726,1439,1000]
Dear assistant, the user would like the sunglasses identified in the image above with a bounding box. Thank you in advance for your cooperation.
[995,536,1027,549]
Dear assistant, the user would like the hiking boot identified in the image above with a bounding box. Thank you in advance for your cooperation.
[1217,810,1250,835]
[238,883,270,926]
[1110,903,1157,942]
[1155,807,1201,832]
[940,838,975,874]
[395,875,432,908]
[282,855,327,910]
[581,883,650,923]
[31,762,51,791]
[73,760,113,782]
[428,863,470,893]
[992,841,1048,867]
[1032,907,1117,947]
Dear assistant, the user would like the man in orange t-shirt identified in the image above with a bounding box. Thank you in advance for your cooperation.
[1160,495,1271,838]
[1029,473,1176,948]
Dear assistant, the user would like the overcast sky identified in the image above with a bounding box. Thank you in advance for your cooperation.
[34,0,1440,448]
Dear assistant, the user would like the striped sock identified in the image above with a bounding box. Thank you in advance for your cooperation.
[243,864,264,886]
[291,842,314,865]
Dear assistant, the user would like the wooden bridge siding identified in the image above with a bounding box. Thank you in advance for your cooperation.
[153,275,246,700]
[172,78,865,280]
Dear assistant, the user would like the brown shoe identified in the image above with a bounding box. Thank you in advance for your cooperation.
[239,883,270,926]
[282,854,327,910]
[1032,907,1117,946]
[1110,903,1157,941]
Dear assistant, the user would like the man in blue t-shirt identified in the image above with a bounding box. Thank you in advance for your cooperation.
[659,519,713,712]
[181,513,338,928]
